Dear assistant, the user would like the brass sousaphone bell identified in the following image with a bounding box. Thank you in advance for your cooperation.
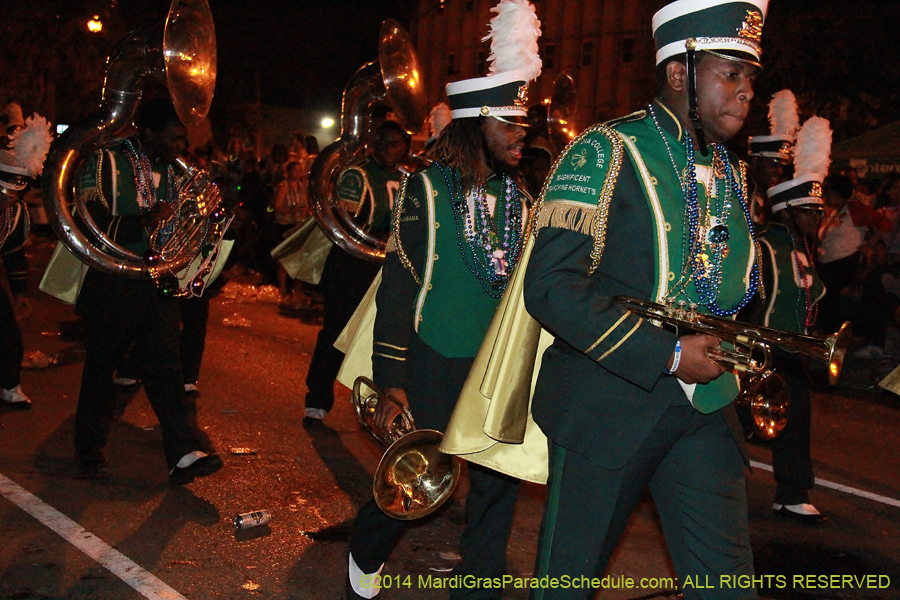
[352,377,461,520]
[42,0,224,293]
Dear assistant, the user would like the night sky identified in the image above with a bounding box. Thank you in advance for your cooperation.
[125,0,417,113]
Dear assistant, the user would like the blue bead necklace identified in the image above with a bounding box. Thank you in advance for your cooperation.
[435,163,524,298]
[649,104,759,316]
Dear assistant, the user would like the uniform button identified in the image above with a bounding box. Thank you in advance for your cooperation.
[434,253,439,260]
[428,283,433,290]
[667,271,675,281]
[664,221,671,232]
[435,221,440,228]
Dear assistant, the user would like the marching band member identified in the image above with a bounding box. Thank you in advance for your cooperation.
[1,101,51,409]
[523,1,767,597]
[752,113,832,523]
[73,97,222,483]
[346,2,540,598]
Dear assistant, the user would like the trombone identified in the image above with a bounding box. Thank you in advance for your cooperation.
[352,377,460,520]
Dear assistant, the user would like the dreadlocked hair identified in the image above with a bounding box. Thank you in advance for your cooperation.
[426,117,490,191]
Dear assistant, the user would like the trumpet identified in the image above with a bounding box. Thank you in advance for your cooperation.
[615,296,851,385]
[352,377,460,520]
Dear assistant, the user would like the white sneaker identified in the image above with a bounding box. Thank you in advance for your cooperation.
[113,376,139,386]
[184,383,199,393]
[1,385,32,406]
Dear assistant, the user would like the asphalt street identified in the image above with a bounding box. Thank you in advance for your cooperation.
[1,238,899,600]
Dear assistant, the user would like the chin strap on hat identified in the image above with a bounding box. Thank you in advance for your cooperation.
[685,38,708,156]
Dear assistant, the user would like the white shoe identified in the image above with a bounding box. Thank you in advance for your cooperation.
[305,408,327,421]
[1,385,32,406]
[113,376,139,386]
[184,383,199,393]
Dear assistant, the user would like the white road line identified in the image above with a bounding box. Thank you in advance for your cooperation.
[0,473,188,600]
[749,460,900,509]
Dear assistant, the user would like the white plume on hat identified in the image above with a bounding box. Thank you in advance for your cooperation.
[482,0,542,82]
[429,103,452,138]
[768,90,799,138]
[3,114,54,177]
[793,116,831,182]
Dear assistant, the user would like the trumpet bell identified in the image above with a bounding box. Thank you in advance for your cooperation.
[374,429,461,520]
[826,321,852,385]
[738,371,790,441]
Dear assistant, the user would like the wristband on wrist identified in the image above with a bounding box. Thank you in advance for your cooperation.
[665,338,682,374]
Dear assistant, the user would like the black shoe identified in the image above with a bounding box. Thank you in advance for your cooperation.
[77,458,110,480]
[773,503,828,524]
[303,416,325,429]
[169,454,223,485]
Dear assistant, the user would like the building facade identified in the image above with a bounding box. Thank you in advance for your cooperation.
[411,0,667,132]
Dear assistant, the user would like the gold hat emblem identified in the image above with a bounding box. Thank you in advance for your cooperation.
[738,10,763,44]
[480,106,491,116]
[810,182,823,198]
[515,84,529,107]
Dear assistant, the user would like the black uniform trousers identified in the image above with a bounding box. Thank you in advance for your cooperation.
[532,402,754,600]
[75,269,202,470]
[179,294,210,385]
[349,337,521,599]
[770,353,814,505]
[0,288,23,390]
[305,247,380,413]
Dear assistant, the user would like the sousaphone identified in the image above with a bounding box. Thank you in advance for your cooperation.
[309,20,427,263]
[42,0,222,291]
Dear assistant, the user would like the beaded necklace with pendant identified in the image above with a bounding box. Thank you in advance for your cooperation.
[436,163,524,298]
[649,104,759,316]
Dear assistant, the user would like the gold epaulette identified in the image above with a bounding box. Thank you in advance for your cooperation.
[533,123,625,275]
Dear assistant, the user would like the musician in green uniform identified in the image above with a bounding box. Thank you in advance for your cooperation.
[74,97,222,483]
[345,2,541,595]
[523,1,767,597]
[749,114,830,523]
[303,121,409,426]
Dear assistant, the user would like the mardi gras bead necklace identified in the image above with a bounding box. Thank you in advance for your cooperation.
[649,104,759,316]
[436,163,524,298]
[123,140,177,245]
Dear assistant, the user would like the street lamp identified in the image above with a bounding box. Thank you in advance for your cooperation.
[87,16,102,33]
[321,117,335,129]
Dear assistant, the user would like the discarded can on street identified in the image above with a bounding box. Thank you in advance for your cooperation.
[234,510,271,529]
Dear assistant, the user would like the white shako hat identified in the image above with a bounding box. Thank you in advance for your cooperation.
[768,116,832,213]
[445,0,542,126]
[652,0,768,68]
[749,89,800,162]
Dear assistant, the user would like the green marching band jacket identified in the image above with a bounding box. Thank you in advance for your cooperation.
[371,163,530,389]
[757,223,825,335]
[336,158,401,235]
[521,98,757,470]
[77,140,182,254]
